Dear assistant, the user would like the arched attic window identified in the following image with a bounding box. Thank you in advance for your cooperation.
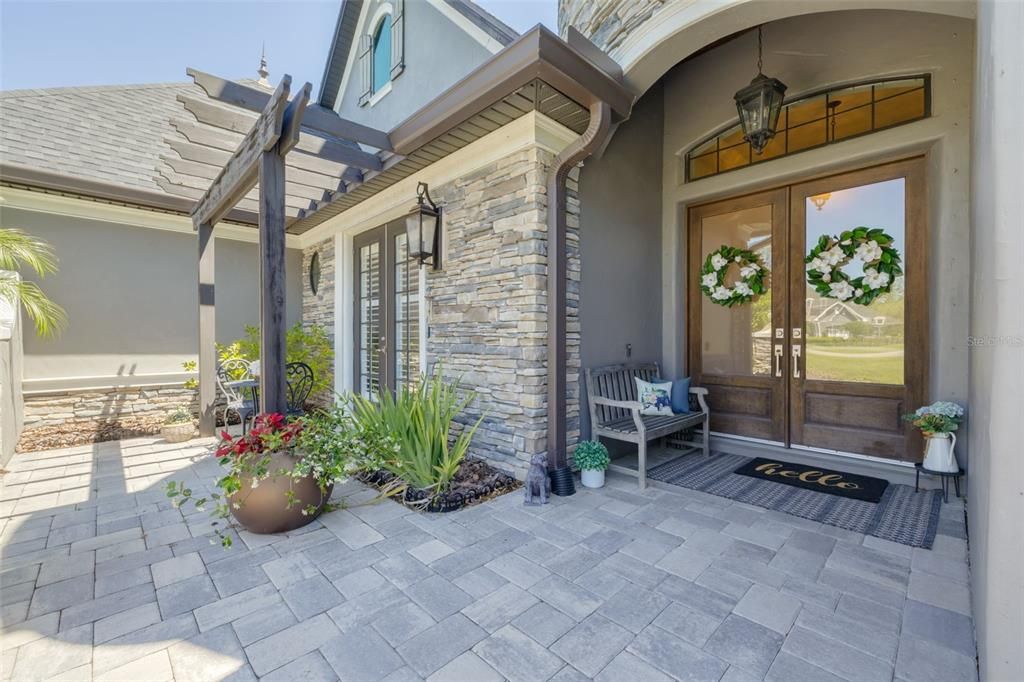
[358,1,405,106]
[372,15,392,93]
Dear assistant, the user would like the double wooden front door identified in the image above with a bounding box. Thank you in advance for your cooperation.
[687,159,926,461]
[353,221,421,396]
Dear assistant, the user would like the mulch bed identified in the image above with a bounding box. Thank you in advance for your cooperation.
[357,457,520,512]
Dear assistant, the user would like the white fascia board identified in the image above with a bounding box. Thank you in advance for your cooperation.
[335,0,374,114]
[0,187,301,248]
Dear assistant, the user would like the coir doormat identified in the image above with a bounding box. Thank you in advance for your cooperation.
[735,457,889,503]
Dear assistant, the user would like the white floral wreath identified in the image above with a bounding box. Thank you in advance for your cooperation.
[700,245,769,307]
[805,227,902,305]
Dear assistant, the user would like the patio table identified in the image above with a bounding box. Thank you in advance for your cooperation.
[225,378,260,414]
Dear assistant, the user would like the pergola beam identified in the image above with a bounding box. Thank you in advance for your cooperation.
[178,95,385,172]
[191,76,291,229]
[187,67,393,151]
[167,132,363,185]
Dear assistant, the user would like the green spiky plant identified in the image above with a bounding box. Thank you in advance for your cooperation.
[349,371,485,493]
[0,229,67,337]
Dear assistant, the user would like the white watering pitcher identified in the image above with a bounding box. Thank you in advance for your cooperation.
[922,432,958,472]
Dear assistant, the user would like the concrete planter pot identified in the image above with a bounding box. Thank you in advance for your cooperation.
[228,450,332,534]
[580,468,606,488]
[161,421,195,444]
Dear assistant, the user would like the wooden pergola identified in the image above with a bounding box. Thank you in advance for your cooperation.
[162,70,393,435]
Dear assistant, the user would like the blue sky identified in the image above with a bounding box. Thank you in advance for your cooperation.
[0,0,557,92]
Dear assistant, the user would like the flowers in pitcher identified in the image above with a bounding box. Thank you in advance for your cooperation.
[902,401,965,436]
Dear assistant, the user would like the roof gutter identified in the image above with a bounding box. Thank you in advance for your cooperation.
[388,24,632,155]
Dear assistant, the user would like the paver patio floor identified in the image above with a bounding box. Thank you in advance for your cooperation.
[1,437,977,681]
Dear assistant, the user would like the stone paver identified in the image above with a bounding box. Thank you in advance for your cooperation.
[0,437,978,681]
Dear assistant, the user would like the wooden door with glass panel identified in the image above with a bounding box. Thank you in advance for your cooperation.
[687,189,788,442]
[789,159,926,460]
[353,221,422,397]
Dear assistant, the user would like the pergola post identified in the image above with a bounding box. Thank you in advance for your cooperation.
[197,221,216,435]
[258,149,288,415]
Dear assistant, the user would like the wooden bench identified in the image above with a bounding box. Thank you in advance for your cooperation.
[585,362,709,489]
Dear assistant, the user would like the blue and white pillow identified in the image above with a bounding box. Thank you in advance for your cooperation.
[635,378,674,416]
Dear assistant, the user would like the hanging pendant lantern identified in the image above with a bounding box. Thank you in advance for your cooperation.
[734,25,787,155]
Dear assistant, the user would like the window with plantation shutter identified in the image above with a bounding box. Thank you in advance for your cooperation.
[357,34,372,106]
[390,0,405,80]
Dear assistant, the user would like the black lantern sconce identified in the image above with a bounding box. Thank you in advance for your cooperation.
[405,182,442,270]
[734,25,787,155]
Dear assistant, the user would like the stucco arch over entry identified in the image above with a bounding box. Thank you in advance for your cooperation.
[562,0,975,97]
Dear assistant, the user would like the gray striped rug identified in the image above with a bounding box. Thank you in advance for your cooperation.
[648,453,942,549]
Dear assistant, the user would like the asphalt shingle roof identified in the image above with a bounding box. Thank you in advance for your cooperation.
[0,81,195,194]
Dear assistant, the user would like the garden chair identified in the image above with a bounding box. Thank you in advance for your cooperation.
[215,358,256,434]
[285,362,314,416]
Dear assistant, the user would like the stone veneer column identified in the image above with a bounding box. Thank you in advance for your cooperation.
[426,146,580,478]
[302,237,336,406]
[559,0,665,58]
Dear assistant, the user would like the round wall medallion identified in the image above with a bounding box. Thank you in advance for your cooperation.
[309,251,321,294]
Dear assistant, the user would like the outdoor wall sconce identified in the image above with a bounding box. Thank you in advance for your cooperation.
[405,181,442,269]
[734,25,787,154]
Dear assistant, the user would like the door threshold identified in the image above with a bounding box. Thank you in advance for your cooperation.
[708,433,927,487]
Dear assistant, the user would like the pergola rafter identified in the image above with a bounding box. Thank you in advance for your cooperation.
[165,69,394,434]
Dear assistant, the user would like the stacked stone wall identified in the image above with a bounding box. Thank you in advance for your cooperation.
[17,385,199,452]
[302,237,336,407]
[422,146,579,478]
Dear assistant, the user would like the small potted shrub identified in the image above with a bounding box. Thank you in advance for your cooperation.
[574,440,610,488]
[161,406,195,443]
[167,412,354,544]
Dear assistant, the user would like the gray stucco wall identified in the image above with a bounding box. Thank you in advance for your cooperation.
[10,208,302,388]
[334,0,497,132]
[578,85,664,440]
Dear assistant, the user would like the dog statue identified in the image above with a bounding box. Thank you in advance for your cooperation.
[524,453,551,506]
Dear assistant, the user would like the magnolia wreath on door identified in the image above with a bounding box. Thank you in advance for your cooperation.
[700,245,769,307]
[806,227,902,305]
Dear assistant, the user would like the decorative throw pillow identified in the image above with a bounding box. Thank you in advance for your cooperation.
[635,378,674,416]
[655,376,692,414]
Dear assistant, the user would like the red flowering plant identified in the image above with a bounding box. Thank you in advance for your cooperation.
[166,413,316,547]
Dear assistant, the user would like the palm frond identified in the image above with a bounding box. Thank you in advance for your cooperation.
[0,275,67,337]
[0,229,59,276]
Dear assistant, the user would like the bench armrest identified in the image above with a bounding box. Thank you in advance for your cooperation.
[591,396,642,411]
[590,396,646,434]
[688,386,710,415]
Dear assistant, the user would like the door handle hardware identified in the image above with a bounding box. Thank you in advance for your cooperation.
[792,344,802,379]
[792,328,803,339]
[773,345,784,377]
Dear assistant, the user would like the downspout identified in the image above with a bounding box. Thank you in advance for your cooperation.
[546,99,613,494]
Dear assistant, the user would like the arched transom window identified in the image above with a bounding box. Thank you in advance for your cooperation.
[686,75,930,182]
[372,14,392,93]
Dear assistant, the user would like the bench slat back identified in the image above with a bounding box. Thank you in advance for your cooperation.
[586,362,661,424]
